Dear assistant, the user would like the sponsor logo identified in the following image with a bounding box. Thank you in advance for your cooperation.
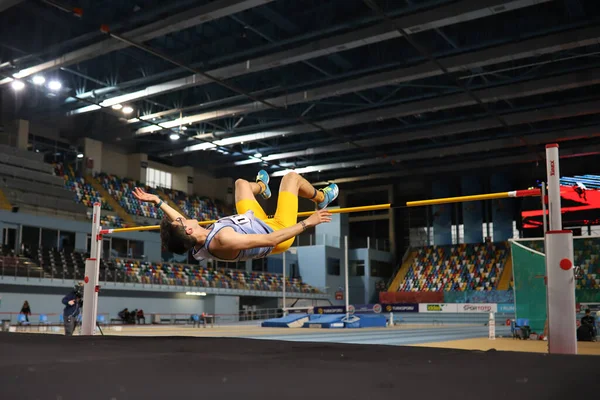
[463,304,493,312]
[427,304,444,312]
[550,160,555,176]
[373,304,382,314]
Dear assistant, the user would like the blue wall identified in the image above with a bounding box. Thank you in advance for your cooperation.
[461,176,484,243]
[432,181,452,245]
[266,251,299,276]
[490,174,514,241]
[297,245,327,289]
[0,210,162,262]
[314,209,348,247]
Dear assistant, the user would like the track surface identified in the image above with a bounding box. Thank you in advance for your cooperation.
[1,332,598,400]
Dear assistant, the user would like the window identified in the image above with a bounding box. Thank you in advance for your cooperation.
[326,258,340,276]
[146,167,172,189]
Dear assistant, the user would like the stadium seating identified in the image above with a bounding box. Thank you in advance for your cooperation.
[95,173,163,219]
[398,242,508,292]
[162,188,224,222]
[111,258,320,293]
[518,238,600,289]
[61,166,113,211]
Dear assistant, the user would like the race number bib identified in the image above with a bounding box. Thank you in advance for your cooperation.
[230,214,250,226]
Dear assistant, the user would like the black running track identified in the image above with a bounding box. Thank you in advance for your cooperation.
[0,333,597,400]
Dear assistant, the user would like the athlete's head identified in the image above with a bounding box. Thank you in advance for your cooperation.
[160,217,200,254]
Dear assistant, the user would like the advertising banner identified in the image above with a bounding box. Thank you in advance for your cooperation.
[314,306,346,314]
[418,303,458,313]
[350,304,383,314]
[497,304,516,313]
[382,303,419,313]
[458,303,498,313]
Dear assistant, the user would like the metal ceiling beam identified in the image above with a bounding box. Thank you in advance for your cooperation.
[172,66,600,158]
[270,124,600,176]
[0,0,275,85]
[66,0,550,116]
[311,144,600,186]
[136,25,600,136]
[232,98,600,167]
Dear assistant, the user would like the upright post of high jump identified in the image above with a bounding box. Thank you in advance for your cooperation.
[282,250,287,316]
[81,202,102,335]
[544,143,577,354]
[344,235,349,322]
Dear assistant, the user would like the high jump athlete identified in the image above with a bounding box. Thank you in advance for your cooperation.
[133,170,339,262]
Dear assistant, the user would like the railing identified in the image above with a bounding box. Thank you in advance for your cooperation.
[0,257,329,298]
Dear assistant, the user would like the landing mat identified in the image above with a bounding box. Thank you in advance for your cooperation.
[0,333,597,400]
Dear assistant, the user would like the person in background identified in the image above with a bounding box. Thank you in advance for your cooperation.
[62,282,83,336]
[20,300,31,322]
[581,308,597,340]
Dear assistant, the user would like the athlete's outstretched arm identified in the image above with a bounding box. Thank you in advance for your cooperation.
[132,187,185,222]
[216,209,332,251]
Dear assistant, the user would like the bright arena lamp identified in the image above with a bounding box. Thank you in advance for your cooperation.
[32,75,45,85]
[11,80,25,91]
[48,80,62,91]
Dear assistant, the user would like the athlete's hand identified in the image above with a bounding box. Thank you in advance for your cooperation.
[305,209,332,227]
[133,187,159,204]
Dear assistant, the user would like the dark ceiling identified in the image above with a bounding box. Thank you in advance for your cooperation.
[1,0,600,189]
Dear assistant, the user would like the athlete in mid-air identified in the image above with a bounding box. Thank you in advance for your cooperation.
[133,170,339,262]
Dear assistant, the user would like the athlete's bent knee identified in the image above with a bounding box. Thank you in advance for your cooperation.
[235,178,249,188]
[281,171,300,182]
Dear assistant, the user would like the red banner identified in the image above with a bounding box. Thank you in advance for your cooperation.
[379,291,444,304]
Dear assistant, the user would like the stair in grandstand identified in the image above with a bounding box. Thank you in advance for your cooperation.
[0,188,12,210]
[387,250,416,291]
[0,252,47,278]
[496,254,513,290]
[84,174,136,227]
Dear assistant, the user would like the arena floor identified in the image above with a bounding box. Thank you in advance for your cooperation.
[1,324,598,400]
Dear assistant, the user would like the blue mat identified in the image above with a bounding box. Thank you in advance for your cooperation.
[302,314,345,328]
[261,314,309,328]
[346,315,387,328]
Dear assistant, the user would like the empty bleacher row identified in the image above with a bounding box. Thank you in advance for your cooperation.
[0,145,86,215]
[162,188,223,222]
[398,242,508,292]
[61,167,113,211]
[114,258,319,293]
[95,173,163,219]
[1,246,318,294]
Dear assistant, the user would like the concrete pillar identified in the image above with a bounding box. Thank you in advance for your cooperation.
[127,153,148,182]
[83,138,103,175]
[16,119,29,150]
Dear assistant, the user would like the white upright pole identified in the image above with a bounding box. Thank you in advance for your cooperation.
[282,251,287,316]
[541,182,548,233]
[81,202,102,336]
[545,231,577,354]
[544,143,577,354]
[545,144,562,231]
[344,235,349,321]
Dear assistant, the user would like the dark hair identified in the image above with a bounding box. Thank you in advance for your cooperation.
[160,217,196,254]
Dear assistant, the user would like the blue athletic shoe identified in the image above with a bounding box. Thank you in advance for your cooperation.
[256,169,271,199]
[317,183,339,209]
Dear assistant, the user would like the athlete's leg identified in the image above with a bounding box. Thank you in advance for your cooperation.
[234,178,268,220]
[267,172,338,253]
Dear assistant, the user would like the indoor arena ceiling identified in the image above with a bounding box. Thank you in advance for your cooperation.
[1,0,600,187]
